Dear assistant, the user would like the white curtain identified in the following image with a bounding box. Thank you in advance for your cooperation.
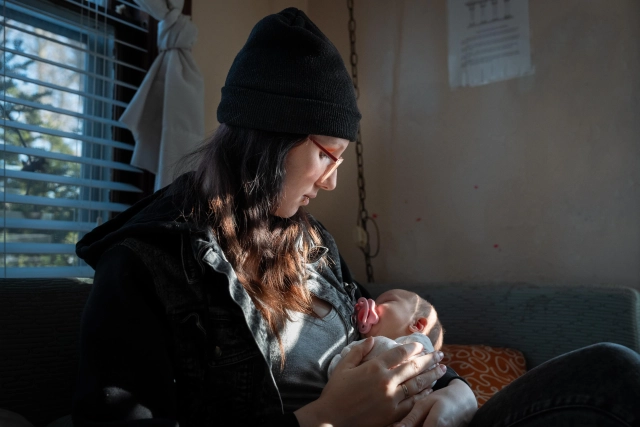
[120,0,204,190]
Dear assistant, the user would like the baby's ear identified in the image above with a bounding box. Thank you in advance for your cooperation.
[408,317,428,334]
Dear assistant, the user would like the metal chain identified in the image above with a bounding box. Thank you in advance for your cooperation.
[347,0,376,283]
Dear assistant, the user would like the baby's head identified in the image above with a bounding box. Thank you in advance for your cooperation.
[357,289,443,350]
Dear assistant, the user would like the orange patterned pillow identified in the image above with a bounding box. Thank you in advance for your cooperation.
[440,344,527,407]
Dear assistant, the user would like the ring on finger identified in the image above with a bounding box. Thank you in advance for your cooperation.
[401,383,409,399]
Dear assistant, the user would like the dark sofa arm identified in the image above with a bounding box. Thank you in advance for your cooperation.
[365,283,640,369]
[0,278,91,426]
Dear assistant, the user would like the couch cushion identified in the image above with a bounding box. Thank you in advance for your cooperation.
[365,283,640,369]
[441,344,527,407]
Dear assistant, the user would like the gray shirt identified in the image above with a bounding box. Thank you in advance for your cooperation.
[269,263,359,412]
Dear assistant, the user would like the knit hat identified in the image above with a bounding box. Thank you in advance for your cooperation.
[217,8,361,141]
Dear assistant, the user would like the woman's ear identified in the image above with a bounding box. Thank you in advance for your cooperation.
[408,317,428,334]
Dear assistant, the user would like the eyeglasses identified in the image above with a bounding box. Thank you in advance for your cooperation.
[309,137,344,183]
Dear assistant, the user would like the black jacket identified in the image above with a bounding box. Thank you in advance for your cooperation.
[73,173,462,426]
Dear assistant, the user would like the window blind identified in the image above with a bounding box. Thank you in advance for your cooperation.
[1,0,150,278]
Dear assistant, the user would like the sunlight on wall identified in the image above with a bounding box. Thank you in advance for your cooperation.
[192,0,640,288]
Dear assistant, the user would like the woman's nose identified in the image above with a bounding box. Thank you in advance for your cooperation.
[317,169,338,191]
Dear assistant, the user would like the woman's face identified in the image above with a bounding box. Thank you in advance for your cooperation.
[274,135,349,218]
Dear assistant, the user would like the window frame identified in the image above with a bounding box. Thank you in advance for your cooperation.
[0,0,192,276]
[40,0,193,210]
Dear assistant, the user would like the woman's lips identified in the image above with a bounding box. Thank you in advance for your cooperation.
[302,194,316,205]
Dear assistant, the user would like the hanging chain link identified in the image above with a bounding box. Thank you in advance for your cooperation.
[347,0,376,283]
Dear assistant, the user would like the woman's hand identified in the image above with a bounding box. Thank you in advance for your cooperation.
[294,338,446,427]
[393,379,478,427]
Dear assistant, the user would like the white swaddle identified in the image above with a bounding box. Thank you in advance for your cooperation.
[327,332,436,384]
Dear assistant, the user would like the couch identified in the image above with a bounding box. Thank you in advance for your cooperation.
[1,279,639,426]
[0,279,90,427]
[365,282,640,369]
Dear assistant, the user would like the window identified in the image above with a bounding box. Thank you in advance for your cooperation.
[1,0,154,278]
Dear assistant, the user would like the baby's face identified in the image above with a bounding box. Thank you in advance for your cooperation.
[364,289,417,339]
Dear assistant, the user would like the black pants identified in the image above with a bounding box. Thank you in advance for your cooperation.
[469,343,640,427]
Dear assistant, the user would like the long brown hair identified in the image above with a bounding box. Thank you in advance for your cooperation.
[183,124,323,356]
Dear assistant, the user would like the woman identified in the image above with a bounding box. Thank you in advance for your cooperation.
[74,7,640,427]
[74,8,475,427]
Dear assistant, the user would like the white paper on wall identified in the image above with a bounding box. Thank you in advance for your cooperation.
[447,0,533,88]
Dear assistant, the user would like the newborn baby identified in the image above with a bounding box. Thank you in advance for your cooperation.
[328,289,443,377]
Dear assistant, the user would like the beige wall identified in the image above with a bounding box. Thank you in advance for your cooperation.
[192,0,640,288]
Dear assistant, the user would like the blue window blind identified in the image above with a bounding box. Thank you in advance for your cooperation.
[1,0,149,278]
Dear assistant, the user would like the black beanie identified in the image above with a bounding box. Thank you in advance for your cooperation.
[217,8,361,141]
